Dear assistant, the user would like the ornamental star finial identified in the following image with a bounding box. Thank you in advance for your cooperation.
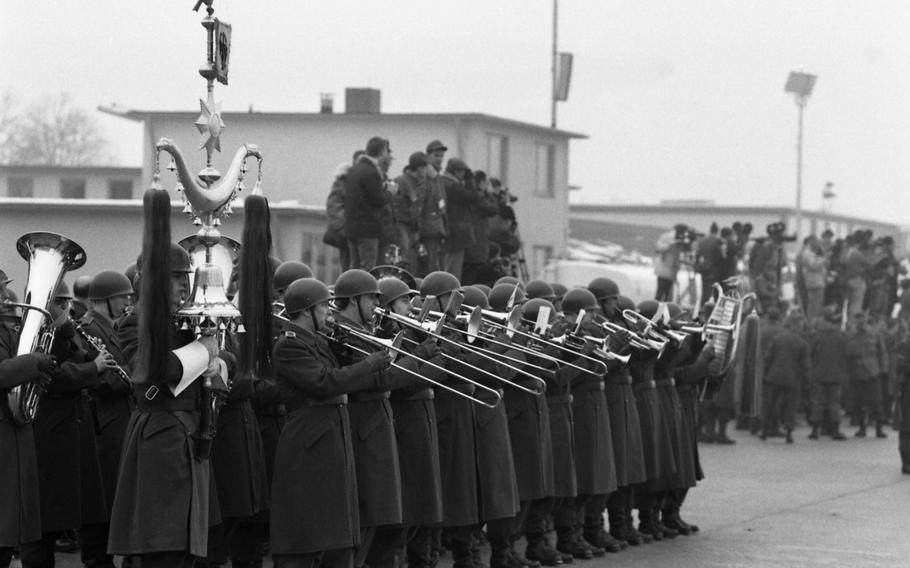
[195,95,225,155]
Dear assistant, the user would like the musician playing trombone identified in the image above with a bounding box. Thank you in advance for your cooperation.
[0,268,56,568]
[270,277,391,568]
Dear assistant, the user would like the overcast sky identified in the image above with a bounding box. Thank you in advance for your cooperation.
[3,1,908,225]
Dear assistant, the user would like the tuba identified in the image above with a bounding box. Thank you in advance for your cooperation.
[6,232,86,425]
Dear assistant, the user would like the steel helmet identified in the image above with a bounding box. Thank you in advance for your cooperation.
[488,283,526,311]
[666,302,688,320]
[420,271,461,298]
[333,269,380,299]
[525,280,556,301]
[284,278,333,314]
[274,261,314,293]
[550,282,568,298]
[461,285,490,309]
[588,277,620,301]
[54,281,73,300]
[89,270,134,301]
[73,275,92,299]
[522,298,556,324]
[561,288,598,313]
[494,276,525,291]
[636,299,660,319]
[378,276,416,308]
[473,283,492,297]
[137,242,193,274]
[616,295,636,312]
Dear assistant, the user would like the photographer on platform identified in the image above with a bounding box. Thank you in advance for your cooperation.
[654,224,697,302]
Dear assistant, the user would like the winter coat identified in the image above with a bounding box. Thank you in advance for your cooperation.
[344,156,391,240]
[441,172,479,251]
[763,329,810,388]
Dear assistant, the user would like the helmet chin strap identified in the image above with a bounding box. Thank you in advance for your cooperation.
[310,307,320,333]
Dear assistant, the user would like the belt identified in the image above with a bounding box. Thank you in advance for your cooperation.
[393,389,435,401]
[349,391,391,402]
[436,383,476,396]
[136,398,199,412]
[656,379,676,388]
[548,393,574,404]
[606,376,633,386]
[634,380,657,391]
[574,382,605,392]
[291,394,348,410]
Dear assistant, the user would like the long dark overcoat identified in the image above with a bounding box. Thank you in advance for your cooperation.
[270,322,383,554]
[629,354,675,481]
[0,323,45,547]
[81,310,135,514]
[605,366,646,488]
[108,313,211,557]
[34,323,107,533]
[331,315,402,528]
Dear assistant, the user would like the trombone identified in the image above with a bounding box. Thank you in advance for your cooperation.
[599,318,667,353]
[323,321,503,408]
[444,306,610,376]
[621,309,689,345]
[375,308,547,395]
[548,333,631,365]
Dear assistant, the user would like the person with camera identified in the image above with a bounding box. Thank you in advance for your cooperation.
[462,171,498,286]
[393,153,430,273]
[440,158,480,280]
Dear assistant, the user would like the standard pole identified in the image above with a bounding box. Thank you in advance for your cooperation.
[795,99,805,241]
[551,0,558,128]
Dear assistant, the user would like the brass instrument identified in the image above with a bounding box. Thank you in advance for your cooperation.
[621,309,688,345]
[72,320,132,388]
[6,232,86,425]
[549,333,631,364]
[323,322,502,408]
[702,283,754,376]
[600,319,665,353]
[370,308,547,395]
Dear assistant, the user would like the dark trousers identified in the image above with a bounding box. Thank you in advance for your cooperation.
[405,527,433,568]
[274,548,353,568]
[809,382,842,425]
[656,277,675,302]
[81,522,116,568]
[762,382,799,432]
[852,379,883,424]
[900,432,910,468]
[525,498,555,539]
[699,273,716,306]
[201,516,265,567]
[19,533,56,568]
[348,238,380,271]
[365,526,406,568]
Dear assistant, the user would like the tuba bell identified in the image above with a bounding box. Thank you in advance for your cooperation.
[6,232,86,425]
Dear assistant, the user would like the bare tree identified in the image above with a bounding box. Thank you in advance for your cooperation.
[1,92,111,166]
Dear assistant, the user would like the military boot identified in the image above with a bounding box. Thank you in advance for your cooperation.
[625,508,653,544]
[582,516,625,553]
[573,525,604,558]
[785,429,794,444]
[507,539,540,568]
[525,535,564,567]
[856,418,867,438]
[555,526,592,560]
[808,424,819,440]
[876,421,888,439]
[830,422,847,440]
[489,539,516,568]
[635,509,662,541]
[451,535,474,568]
[661,507,699,535]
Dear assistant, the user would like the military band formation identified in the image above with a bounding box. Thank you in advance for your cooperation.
[0,182,735,568]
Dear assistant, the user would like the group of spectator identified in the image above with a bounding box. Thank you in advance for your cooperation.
[323,136,522,285]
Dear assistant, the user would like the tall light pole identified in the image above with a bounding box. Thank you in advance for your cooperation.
[784,71,817,241]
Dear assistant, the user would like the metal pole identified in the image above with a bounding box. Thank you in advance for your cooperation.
[795,98,805,241]
[551,0,558,128]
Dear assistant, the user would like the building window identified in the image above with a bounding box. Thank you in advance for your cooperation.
[486,133,509,184]
[8,177,34,198]
[534,143,555,197]
[108,179,133,200]
[60,178,86,199]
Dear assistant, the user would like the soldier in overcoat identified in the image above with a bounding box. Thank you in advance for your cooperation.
[19,283,112,568]
[107,237,222,568]
[377,276,444,568]
[270,277,391,568]
[79,269,136,566]
[0,270,56,567]
[329,270,403,566]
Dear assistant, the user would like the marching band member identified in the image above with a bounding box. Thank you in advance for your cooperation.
[418,271,479,568]
[459,285,521,568]
[549,289,619,556]
[269,277,391,568]
[19,282,113,568]
[376,275,444,568]
[107,189,223,568]
[328,269,403,567]
[0,269,56,568]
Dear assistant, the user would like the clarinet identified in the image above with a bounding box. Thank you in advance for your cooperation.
[72,320,133,388]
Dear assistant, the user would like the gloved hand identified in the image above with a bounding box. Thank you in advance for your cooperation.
[413,338,441,361]
[28,352,57,373]
[365,350,392,372]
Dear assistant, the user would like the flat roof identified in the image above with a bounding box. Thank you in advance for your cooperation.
[570,203,903,229]
[0,164,141,176]
[100,105,588,140]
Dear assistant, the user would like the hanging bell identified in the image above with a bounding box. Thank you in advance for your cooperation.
[237,180,246,192]
[213,217,222,227]
[167,158,177,173]
[236,322,246,334]
[180,320,190,331]
[183,201,193,215]
[192,216,203,226]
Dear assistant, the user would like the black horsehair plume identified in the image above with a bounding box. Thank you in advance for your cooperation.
[137,188,173,384]
[238,194,273,377]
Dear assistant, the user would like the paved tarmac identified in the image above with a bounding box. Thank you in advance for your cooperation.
[40,421,910,568]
